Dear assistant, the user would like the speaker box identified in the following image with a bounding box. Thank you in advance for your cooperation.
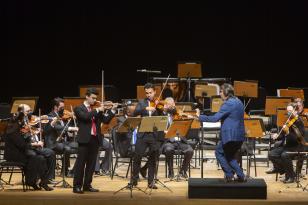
[188,178,267,199]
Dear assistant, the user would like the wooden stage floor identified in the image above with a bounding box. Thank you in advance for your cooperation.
[1,160,308,205]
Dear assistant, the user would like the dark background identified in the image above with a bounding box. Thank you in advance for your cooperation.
[1,1,308,113]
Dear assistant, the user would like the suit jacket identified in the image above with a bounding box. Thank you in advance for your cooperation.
[4,121,29,164]
[43,111,68,149]
[133,98,161,139]
[74,104,114,144]
[134,98,159,117]
[199,97,245,144]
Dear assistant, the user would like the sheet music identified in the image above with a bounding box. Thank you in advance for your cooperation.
[202,122,221,128]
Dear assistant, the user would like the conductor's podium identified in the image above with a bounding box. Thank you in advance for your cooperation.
[188,178,267,199]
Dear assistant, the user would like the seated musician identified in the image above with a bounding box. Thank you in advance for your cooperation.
[161,97,194,179]
[4,104,53,191]
[43,97,79,176]
[266,102,305,183]
[94,107,117,176]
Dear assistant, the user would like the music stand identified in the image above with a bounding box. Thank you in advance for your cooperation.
[63,97,84,111]
[138,116,168,133]
[195,83,219,111]
[276,108,288,128]
[277,88,305,100]
[164,119,193,182]
[53,119,73,188]
[234,80,258,110]
[244,118,266,178]
[211,95,224,113]
[265,96,291,116]
[10,97,39,113]
[178,62,202,102]
[113,117,146,198]
[175,102,194,112]
[194,83,219,98]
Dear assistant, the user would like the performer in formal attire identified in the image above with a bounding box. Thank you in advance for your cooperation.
[4,104,54,191]
[266,103,305,183]
[43,97,79,176]
[72,88,115,194]
[160,97,194,179]
[21,105,57,186]
[132,83,161,189]
[196,83,246,182]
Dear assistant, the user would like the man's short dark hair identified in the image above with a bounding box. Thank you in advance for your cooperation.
[86,88,99,96]
[144,83,155,90]
[52,97,64,108]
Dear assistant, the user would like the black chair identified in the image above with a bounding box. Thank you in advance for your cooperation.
[0,161,27,191]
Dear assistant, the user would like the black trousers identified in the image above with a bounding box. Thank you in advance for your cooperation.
[26,147,56,180]
[24,154,48,185]
[95,138,113,172]
[132,133,159,184]
[162,141,193,172]
[73,136,99,188]
[269,145,304,178]
[53,142,77,174]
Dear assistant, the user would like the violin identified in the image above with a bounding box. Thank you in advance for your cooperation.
[28,115,54,126]
[91,100,120,110]
[62,110,75,120]
[148,74,171,111]
[282,115,298,133]
[20,124,40,135]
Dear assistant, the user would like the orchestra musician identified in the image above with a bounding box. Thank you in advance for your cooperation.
[160,97,194,179]
[72,88,115,194]
[132,83,161,189]
[196,83,246,182]
[4,104,54,191]
[266,102,306,183]
[43,97,79,176]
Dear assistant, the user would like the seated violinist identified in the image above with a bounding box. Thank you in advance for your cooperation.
[266,102,305,183]
[22,104,56,188]
[4,104,54,191]
[43,97,79,177]
[161,97,194,179]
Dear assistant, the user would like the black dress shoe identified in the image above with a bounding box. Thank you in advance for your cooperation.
[39,183,54,191]
[28,183,41,190]
[235,176,247,182]
[168,171,174,179]
[148,182,158,189]
[101,170,110,176]
[83,186,99,192]
[265,168,279,174]
[73,187,84,194]
[224,176,234,183]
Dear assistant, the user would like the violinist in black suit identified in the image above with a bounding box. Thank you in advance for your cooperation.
[44,97,79,176]
[72,88,115,194]
[132,83,161,189]
[266,103,305,183]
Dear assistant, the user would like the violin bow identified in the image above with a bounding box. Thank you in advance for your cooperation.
[157,74,171,101]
